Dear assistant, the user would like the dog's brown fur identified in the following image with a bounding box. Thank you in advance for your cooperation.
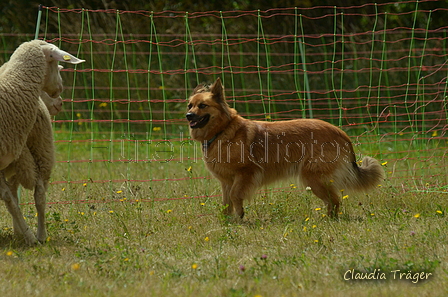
[186,78,384,218]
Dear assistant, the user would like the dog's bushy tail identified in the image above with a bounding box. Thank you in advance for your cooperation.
[339,156,385,192]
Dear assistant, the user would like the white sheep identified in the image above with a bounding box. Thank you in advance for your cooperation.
[0,40,84,245]
[4,92,57,243]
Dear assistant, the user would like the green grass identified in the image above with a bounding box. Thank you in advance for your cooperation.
[0,130,446,296]
[1,173,447,296]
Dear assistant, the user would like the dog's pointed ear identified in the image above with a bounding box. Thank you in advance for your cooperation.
[192,84,205,95]
[210,77,225,103]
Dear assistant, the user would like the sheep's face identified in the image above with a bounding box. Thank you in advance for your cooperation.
[43,60,63,98]
[40,43,85,98]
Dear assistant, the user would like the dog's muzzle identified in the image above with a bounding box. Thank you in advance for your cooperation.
[186,112,210,129]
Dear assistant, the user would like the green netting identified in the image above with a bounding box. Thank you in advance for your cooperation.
[1,2,446,204]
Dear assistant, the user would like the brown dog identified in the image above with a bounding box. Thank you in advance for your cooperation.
[186,78,384,218]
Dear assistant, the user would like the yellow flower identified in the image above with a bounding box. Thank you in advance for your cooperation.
[166,209,172,213]
[381,161,388,166]
[6,251,13,256]
[312,225,317,228]
[305,217,309,221]
[342,195,349,199]
[116,190,123,194]
[109,210,114,214]
[315,208,321,211]
[62,187,66,191]
[153,127,161,131]
[187,166,192,172]
[303,226,307,232]
[436,210,442,214]
[314,240,319,243]
[191,263,198,269]
[204,237,210,242]
[71,263,80,271]
[414,213,420,218]
[431,130,438,137]
[200,203,205,206]
[76,113,82,118]
[99,102,108,108]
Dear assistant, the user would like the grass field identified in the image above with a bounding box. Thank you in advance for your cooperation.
[0,149,447,296]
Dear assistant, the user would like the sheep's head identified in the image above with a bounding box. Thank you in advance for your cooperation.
[40,42,85,98]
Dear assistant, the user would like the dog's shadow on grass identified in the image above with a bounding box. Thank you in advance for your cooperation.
[0,231,29,249]
[225,212,367,227]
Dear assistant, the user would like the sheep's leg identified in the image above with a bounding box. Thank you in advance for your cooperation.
[34,179,47,243]
[8,180,22,236]
[0,174,37,245]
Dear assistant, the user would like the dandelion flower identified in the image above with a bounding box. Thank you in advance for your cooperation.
[153,127,161,131]
[204,236,210,242]
[414,213,420,218]
[82,183,87,187]
[191,263,198,269]
[187,166,192,172]
[166,209,172,214]
[436,210,442,214]
[431,130,438,137]
[305,217,310,222]
[381,161,388,166]
[342,195,349,199]
[116,190,123,194]
[315,208,321,211]
[314,240,319,243]
[200,203,205,206]
[6,251,13,256]
[109,210,114,214]
[62,187,65,191]
[71,263,80,271]
[305,186,311,191]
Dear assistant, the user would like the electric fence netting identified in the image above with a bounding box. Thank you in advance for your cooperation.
[2,1,446,205]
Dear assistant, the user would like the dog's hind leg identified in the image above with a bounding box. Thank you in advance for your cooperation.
[303,175,340,218]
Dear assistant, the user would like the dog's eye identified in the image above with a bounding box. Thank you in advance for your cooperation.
[187,104,192,110]
[198,103,207,109]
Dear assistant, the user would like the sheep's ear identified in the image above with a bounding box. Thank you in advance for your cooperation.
[41,44,85,64]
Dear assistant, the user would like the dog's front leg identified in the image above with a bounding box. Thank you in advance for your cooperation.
[229,174,257,219]
[220,181,233,216]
